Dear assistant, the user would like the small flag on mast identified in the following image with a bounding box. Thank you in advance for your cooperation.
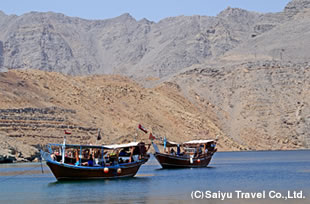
[64,130,71,135]
[149,133,156,140]
[138,124,148,134]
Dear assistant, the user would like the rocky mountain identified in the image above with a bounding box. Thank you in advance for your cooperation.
[223,3,310,63]
[0,69,246,161]
[285,0,310,16]
[170,0,310,150]
[1,0,308,78]
[170,60,310,150]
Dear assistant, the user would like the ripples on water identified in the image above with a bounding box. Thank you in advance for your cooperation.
[0,151,309,204]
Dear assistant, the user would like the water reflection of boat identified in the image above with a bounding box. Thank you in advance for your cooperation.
[40,142,150,180]
[152,140,217,168]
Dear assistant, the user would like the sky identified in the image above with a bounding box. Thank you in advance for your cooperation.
[0,0,292,22]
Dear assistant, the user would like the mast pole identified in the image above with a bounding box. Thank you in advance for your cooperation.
[62,135,66,163]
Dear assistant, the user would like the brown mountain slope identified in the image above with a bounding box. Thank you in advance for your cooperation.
[0,69,244,161]
[170,61,310,151]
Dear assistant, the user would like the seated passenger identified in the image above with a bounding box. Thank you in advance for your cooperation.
[119,149,127,156]
[177,145,180,156]
[82,154,94,166]
[88,154,94,166]
[170,148,175,155]
[74,150,80,166]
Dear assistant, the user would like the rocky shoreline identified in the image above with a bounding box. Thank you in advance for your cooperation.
[0,134,39,163]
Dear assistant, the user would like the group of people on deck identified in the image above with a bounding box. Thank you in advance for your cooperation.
[52,142,150,167]
[166,142,216,158]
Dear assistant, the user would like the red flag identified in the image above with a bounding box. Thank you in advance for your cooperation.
[149,133,156,140]
[138,124,148,133]
[64,130,71,135]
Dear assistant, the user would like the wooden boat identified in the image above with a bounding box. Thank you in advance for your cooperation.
[41,142,150,180]
[152,139,217,168]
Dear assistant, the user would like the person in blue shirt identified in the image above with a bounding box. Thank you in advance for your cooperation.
[87,154,94,166]
[81,154,94,166]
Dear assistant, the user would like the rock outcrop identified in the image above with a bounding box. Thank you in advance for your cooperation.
[0,40,3,68]
[284,0,310,16]
[0,134,38,162]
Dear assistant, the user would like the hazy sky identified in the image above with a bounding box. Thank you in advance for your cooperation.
[1,0,291,22]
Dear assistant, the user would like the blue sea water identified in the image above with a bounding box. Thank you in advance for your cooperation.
[0,150,309,204]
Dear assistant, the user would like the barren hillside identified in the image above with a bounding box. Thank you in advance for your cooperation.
[2,0,307,78]
[170,60,309,150]
[0,69,244,161]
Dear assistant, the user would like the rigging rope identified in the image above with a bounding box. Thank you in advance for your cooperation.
[0,164,45,183]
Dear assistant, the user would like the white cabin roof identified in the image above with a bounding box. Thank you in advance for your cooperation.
[167,141,179,145]
[183,140,214,145]
[104,142,141,149]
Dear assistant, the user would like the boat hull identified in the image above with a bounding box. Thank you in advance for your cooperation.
[46,159,148,180]
[154,152,214,168]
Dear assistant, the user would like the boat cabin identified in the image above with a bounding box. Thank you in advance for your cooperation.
[158,139,216,157]
[45,142,150,167]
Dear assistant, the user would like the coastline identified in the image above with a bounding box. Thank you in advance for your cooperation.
[1,148,309,164]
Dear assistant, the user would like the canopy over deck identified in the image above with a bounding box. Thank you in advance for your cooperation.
[183,140,214,145]
[165,140,179,147]
[48,143,110,149]
[49,142,147,150]
[104,142,144,149]
[156,139,215,147]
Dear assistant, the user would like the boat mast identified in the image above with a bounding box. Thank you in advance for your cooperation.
[62,135,66,163]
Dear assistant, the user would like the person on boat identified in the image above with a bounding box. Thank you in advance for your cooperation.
[83,149,90,159]
[211,143,216,150]
[138,143,149,159]
[68,151,73,158]
[194,145,201,158]
[109,150,119,166]
[88,155,94,166]
[170,148,175,155]
[93,150,101,166]
[74,149,80,166]
[50,153,57,161]
[82,154,94,166]
[119,148,129,156]
[177,145,181,156]
[129,147,135,163]
[205,147,208,154]
[198,147,202,154]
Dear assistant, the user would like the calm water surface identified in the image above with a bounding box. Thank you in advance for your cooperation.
[0,151,309,204]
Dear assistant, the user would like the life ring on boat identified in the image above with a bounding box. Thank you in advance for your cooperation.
[104,167,109,173]
[117,168,122,174]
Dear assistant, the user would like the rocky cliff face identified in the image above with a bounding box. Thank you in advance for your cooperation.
[171,60,310,150]
[0,1,300,78]
[1,1,309,78]
[284,0,310,16]
[223,4,310,63]
[0,40,3,68]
